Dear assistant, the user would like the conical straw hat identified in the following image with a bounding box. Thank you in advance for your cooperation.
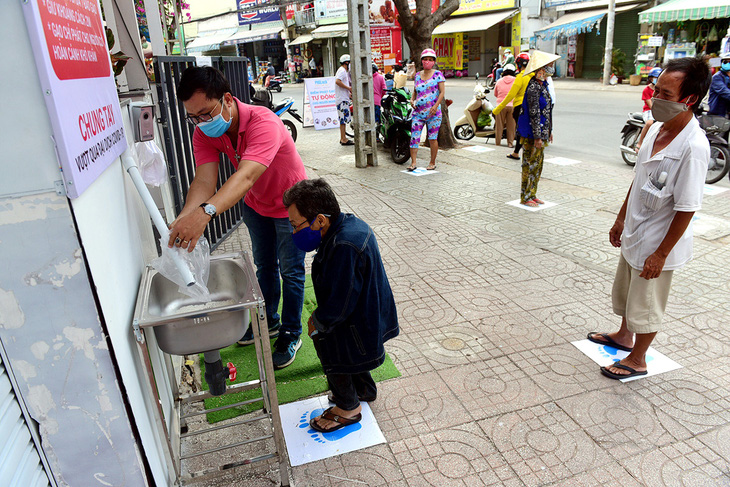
[524,50,561,75]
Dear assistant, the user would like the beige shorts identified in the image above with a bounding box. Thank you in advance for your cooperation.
[612,254,673,334]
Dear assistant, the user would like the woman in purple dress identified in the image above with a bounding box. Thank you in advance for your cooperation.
[408,48,446,171]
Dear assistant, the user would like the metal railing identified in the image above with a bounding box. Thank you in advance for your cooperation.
[153,56,252,251]
[294,7,316,26]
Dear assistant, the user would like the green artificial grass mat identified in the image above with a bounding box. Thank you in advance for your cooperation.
[200,275,401,423]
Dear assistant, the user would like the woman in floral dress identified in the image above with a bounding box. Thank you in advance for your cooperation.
[408,48,446,171]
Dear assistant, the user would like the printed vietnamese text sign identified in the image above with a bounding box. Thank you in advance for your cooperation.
[22,0,127,199]
[304,78,339,131]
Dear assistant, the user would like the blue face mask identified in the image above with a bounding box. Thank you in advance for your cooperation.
[198,101,232,137]
[722,62,730,72]
[291,222,322,252]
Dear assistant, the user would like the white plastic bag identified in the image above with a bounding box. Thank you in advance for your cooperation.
[135,141,168,186]
[150,236,212,302]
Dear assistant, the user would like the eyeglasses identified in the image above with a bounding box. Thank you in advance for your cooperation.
[290,219,310,232]
[185,97,223,125]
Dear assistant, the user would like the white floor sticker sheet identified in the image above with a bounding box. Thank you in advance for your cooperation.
[572,339,682,382]
[506,199,557,212]
[279,396,386,466]
[402,167,439,176]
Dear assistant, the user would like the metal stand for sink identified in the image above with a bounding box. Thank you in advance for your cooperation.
[134,278,291,485]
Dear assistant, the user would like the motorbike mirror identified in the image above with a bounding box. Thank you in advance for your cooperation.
[475,73,479,80]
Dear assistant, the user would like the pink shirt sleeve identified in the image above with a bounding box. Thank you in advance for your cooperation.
[193,128,223,166]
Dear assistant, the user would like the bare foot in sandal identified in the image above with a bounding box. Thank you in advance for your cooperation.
[310,405,362,432]
[522,200,539,208]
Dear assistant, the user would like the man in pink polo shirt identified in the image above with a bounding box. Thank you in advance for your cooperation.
[169,66,307,369]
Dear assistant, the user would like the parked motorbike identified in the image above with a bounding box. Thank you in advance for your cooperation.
[250,89,300,141]
[620,110,730,184]
[453,76,495,142]
[379,87,413,164]
[485,60,500,90]
[619,112,644,166]
[697,111,730,184]
[267,76,283,93]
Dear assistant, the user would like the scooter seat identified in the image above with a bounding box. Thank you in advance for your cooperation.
[631,112,644,121]
[272,102,287,113]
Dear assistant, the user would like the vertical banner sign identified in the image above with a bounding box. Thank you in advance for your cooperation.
[304,78,339,130]
[454,33,464,70]
[511,12,521,50]
[22,0,127,199]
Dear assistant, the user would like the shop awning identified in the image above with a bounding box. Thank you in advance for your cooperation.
[535,6,634,40]
[289,34,314,46]
[312,23,348,38]
[639,0,730,23]
[221,25,283,46]
[432,9,518,35]
[186,28,238,52]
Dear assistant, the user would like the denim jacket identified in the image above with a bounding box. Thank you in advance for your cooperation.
[311,213,399,374]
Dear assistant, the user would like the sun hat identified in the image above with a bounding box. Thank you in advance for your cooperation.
[523,50,561,75]
[421,48,437,60]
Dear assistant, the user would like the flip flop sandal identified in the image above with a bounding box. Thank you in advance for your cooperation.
[309,407,362,433]
[426,165,437,170]
[340,140,354,146]
[600,361,647,380]
[587,332,633,352]
[506,154,520,160]
[407,165,417,172]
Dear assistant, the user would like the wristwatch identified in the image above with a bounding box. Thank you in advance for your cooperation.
[200,203,217,218]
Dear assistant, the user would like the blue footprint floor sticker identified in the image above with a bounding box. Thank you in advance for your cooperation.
[598,345,654,363]
[299,408,362,443]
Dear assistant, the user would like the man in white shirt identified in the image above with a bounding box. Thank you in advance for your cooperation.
[587,57,711,380]
[335,54,353,146]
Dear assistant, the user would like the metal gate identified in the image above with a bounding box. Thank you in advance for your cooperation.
[0,352,53,487]
[153,56,252,250]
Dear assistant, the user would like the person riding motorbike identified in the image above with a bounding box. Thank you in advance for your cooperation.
[495,48,514,82]
[492,52,532,160]
[635,67,662,151]
[709,54,730,117]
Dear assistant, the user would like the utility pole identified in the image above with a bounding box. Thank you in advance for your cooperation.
[602,0,616,85]
[346,0,378,167]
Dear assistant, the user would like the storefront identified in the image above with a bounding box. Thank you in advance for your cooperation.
[431,0,520,77]
[536,1,643,79]
[639,0,730,70]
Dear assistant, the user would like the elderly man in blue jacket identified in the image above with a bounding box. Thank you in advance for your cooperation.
[283,178,399,433]
[708,54,730,116]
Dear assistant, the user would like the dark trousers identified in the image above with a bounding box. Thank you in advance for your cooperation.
[327,371,377,411]
[512,104,523,154]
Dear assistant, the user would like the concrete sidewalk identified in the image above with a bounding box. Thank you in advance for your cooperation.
[211,126,730,486]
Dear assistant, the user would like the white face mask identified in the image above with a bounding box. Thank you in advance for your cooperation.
[651,97,690,122]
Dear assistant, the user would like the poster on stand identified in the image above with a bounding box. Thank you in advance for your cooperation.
[304,78,339,130]
[21,0,127,199]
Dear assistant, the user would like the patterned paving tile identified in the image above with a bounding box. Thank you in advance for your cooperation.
[390,423,522,487]
[292,444,406,487]
[548,460,644,487]
[626,368,730,435]
[514,344,604,400]
[620,438,730,487]
[472,310,564,355]
[438,357,551,420]
[371,371,470,443]
[697,423,730,469]
[557,387,689,461]
[479,403,611,486]
[397,294,462,334]
[409,321,502,370]
[440,288,520,322]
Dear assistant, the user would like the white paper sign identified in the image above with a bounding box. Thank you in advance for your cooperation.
[402,168,439,176]
[506,199,557,211]
[304,77,339,130]
[545,156,581,165]
[572,339,682,382]
[22,0,128,199]
[279,396,386,466]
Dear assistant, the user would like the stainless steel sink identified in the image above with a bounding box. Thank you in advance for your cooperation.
[133,252,260,355]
